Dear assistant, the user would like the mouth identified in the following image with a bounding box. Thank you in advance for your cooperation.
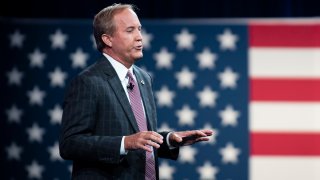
[134,45,143,50]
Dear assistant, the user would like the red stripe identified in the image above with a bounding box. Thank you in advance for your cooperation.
[251,132,320,156]
[249,24,320,47]
[250,78,320,101]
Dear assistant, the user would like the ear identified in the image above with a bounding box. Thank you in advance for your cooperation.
[101,34,112,47]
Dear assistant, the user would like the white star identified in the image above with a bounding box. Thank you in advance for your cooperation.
[201,123,219,145]
[26,123,45,143]
[159,161,175,180]
[219,105,240,127]
[197,161,219,180]
[48,142,63,161]
[6,67,24,86]
[153,47,175,69]
[197,86,218,108]
[218,67,239,89]
[179,146,197,163]
[157,123,175,132]
[217,28,238,51]
[6,104,23,123]
[175,67,196,88]
[9,30,25,48]
[196,47,217,69]
[174,28,196,50]
[6,142,23,160]
[27,86,46,106]
[219,142,241,164]
[141,29,153,49]
[176,105,197,126]
[70,48,89,68]
[28,48,47,68]
[26,160,44,179]
[48,67,68,87]
[50,29,68,49]
[48,104,63,124]
[155,86,175,107]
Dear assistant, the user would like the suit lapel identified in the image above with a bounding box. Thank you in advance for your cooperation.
[97,57,140,133]
[133,66,156,131]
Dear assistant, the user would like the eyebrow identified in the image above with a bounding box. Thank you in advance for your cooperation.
[125,25,141,30]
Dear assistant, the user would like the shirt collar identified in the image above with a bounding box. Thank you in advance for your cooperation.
[103,53,133,81]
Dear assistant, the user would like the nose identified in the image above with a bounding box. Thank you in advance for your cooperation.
[136,30,142,42]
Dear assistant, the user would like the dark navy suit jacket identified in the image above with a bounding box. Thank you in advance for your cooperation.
[59,57,179,179]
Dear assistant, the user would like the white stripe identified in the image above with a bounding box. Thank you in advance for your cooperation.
[249,48,320,78]
[250,156,320,180]
[250,102,320,132]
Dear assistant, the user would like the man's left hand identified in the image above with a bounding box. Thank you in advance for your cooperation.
[169,129,213,147]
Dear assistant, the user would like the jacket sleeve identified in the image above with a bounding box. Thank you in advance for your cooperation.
[157,132,179,160]
[58,74,123,164]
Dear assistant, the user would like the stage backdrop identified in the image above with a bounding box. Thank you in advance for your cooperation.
[1,18,320,180]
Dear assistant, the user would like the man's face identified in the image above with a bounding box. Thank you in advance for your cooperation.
[109,8,143,67]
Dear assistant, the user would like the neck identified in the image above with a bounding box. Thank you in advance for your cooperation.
[103,49,133,69]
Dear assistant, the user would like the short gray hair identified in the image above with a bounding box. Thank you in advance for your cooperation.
[93,3,137,52]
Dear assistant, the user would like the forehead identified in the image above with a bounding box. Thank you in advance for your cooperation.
[113,8,141,28]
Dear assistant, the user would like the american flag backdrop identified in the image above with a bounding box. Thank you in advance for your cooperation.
[1,18,320,180]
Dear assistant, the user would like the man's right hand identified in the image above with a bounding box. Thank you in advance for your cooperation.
[124,131,163,152]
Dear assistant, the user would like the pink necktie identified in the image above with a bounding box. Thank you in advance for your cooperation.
[127,71,156,180]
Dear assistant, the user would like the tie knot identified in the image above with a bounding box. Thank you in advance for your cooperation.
[127,71,135,91]
[127,70,134,80]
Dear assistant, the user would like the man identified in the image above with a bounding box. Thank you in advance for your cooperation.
[59,3,213,180]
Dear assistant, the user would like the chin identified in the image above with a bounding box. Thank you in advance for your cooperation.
[134,53,143,60]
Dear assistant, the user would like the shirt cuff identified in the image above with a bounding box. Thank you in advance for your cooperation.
[166,132,177,149]
[120,136,128,155]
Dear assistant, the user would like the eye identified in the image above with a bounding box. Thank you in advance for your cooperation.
[126,27,134,32]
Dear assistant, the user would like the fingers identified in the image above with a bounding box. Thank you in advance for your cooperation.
[169,129,214,147]
[200,129,214,136]
[199,137,210,141]
[148,131,164,144]
[143,139,161,151]
[195,129,214,137]
[124,131,163,152]
[140,132,163,151]
[138,140,155,152]
[185,129,213,137]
